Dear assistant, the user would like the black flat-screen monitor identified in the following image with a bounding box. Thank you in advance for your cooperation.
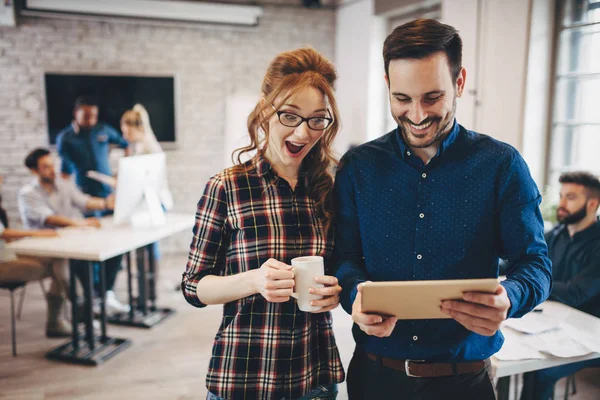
[44,73,176,146]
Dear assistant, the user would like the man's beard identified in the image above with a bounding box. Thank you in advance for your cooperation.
[40,175,55,185]
[557,204,588,225]
[395,97,456,149]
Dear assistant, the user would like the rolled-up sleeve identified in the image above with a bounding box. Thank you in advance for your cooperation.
[334,153,368,315]
[56,133,75,175]
[107,125,129,149]
[68,180,91,211]
[17,188,54,229]
[497,150,553,318]
[182,175,229,308]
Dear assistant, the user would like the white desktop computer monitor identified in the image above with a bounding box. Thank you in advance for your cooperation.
[113,153,173,227]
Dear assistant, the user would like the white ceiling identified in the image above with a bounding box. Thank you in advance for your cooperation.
[183,0,341,8]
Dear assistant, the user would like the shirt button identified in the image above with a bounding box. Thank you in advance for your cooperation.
[417,254,422,260]
[422,173,427,178]
[413,335,418,341]
[419,213,425,219]
[406,151,411,156]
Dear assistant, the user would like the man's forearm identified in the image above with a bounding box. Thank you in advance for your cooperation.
[336,259,368,314]
[45,215,79,227]
[551,279,600,309]
[86,197,106,211]
[502,253,552,318]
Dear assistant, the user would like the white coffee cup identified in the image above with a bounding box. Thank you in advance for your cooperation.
[291,256,325,312]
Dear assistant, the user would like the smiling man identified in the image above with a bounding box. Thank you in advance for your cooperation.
[334,19,552,399]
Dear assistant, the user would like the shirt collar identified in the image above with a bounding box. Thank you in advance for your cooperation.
[255,154,275,179]
[254,154,308,187]
[570,218,600,242]
[32,178,56,193]
[554,218,600,241]
[72,122,97,135]
[395,119,460,160]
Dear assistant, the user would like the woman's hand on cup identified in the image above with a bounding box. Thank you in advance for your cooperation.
[254,258,295,303]
[307,275,341,313]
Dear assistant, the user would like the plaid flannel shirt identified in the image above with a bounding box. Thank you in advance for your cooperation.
[182,156,344,400]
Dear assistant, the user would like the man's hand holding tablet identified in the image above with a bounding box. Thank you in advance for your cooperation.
[440,283,511,336]
[352,282,398,338]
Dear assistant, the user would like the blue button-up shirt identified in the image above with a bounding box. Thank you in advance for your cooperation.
[56,122,128,198]
[334,121,552,362]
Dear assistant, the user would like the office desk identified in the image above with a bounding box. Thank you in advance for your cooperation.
[7,213,194,365]
[493,301,600,399]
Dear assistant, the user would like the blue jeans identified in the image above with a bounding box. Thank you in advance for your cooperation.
[206,384,338,400]
[521,358,600,400]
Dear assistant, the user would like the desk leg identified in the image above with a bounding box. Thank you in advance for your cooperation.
[46,259,131,366]
[84,261,95,351]
[522,372,535,400]
[147,244,157,311]
[137,248,148,316]
[497,376,510,400]
[99,261,107,341]
[69,262,79,349]
[126,251,134,321]
[107,245,175,329]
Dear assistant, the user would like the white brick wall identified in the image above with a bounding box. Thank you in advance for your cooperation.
[0,8,335,254]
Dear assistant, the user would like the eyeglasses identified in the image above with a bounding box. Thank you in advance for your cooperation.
[271,105,333,131]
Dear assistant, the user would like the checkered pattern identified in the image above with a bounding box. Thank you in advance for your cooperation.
[182,156,344,400]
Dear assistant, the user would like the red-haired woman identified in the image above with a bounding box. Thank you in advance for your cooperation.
[182,48,344,400]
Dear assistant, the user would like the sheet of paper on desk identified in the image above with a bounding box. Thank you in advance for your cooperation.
[495,327,545,361]
[521,327,595,358]
[503,310,564,334]
[494,341,545,361]
[560,325,600,354]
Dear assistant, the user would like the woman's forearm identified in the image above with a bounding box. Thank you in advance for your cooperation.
[197,270,259,305]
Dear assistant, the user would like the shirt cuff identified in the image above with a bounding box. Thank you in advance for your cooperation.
[181,269,215,308]
[501,279,524,318]
[40,211,56,228]
[61,164,73,174]
[343,279,365,314]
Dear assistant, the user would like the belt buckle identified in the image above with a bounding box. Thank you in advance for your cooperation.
[404,359,426,377]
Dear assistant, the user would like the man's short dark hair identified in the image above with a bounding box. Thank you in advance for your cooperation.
[74,95,99,111]
[383,18,463,81]
[559,171,600,199]
[24,148,51,170]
